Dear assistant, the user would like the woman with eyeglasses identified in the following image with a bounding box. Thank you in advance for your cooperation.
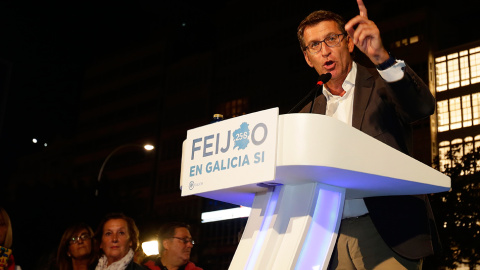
[94,213,144,270]
[56,223,97,270]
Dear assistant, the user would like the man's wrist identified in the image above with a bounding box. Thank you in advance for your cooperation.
[375,53,397,71]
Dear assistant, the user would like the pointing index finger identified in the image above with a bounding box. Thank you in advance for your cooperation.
[357,0,368,18]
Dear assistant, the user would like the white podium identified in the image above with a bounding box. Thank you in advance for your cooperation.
[181,112,450,270]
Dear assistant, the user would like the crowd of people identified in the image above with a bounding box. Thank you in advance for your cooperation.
[1,207,202,270]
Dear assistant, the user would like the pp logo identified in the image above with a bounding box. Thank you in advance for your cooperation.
[189,181,195,190]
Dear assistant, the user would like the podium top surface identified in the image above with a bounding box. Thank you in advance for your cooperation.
[188,113,450,206]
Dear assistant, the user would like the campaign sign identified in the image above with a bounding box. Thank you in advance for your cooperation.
[181,108,278,196]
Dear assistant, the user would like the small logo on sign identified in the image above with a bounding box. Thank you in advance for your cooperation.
[233,122,250,150]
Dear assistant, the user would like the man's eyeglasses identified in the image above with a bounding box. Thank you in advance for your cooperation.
[69,233,91,245]
[305,33,347,54]
[171,237,195,245]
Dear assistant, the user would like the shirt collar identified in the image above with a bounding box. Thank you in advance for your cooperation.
[323,62,357,100]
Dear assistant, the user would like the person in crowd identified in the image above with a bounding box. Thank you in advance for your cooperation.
[56,223,97,270]
[94,213,145,270]
[0,208,19,270]
[142,222,202,270]
[296,0,439,269]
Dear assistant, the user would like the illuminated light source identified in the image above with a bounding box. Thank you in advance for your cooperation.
[144,144,154,151]
[295,187,344,269]
[245,188,280,270]
[96,143,155,197]
[32,138,38,143]
[142,240,159,256]
[201,206,251,223]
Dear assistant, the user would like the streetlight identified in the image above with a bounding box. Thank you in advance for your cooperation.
[95,144,155,197]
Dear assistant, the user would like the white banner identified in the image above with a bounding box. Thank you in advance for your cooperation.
[181,108,279,196]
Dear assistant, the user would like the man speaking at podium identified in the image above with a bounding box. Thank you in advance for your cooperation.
[296,0,439,269]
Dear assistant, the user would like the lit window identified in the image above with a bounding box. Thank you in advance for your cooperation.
[434,47,480,91]
[470,52,480,83]
[462,95,472,127]
[447,57,460,89]
[463,136,473,153]
[465,137,474,173]
[409,36,419,44]
[475,135,480,150]
[460,56,470,86]
[436,62,448,92]
[439,141,451,171]
[447,53,458,60]
[473,93,480,125]
[437,100,450,132]
[470,46,480,54]
[475,135,480,170]
[450,97,462,130]
[452,138,463,158]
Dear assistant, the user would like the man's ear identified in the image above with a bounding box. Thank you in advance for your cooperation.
[347,35,354,53]
[162,239,170,251]
[304,51,314,68]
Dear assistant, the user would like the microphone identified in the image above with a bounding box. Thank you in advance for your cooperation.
[309,72,331,113]
[288,72,332,113]
[317,72,332,86]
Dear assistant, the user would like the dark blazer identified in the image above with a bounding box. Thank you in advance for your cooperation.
[299,63,440,259]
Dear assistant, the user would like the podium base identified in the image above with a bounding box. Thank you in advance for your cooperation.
[229,182,345,270]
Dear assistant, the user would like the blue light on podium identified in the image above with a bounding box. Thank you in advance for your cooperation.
[245,187,281,270]
[295,188,343,269]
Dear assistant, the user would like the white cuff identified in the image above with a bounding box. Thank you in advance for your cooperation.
[377,59,406,82]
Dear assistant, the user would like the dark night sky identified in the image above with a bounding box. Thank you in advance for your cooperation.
[0,1,221,164]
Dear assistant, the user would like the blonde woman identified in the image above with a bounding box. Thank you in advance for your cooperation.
[0,207,17,270]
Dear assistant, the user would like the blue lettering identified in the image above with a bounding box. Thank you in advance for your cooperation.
[213,161,220,172]
[203,135,214,157]
[231,157,238,168]
[221,159,227,170]
[254,152,261,163]
[190,164,202,176]
[206,162,212,173]
[242,155,250,166]
[191,138,202,160]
